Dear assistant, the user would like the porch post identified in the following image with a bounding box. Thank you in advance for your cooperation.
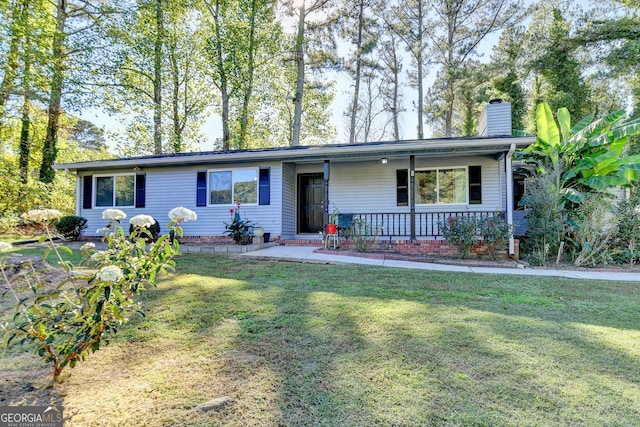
[506,144,516,255]
[323,160,330,225]
[410,155,416,240]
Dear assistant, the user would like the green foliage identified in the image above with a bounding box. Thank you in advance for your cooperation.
[54,215,87,241]
[224,205,254,244]
[529,8,591,119]
[478,215,512,259]
[609,187,640,266]
[128,218,160,242]
[347,217,379,253]
[1,208,193,380]
[523,102,640,205]
[439,216,479,259]
[567,194,612,267]
[520,167,567,266]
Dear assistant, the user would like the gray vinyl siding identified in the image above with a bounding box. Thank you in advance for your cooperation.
[479,102,512,136]
[328,156,506,215]
[79,162,282,238]
[281,162,296,239]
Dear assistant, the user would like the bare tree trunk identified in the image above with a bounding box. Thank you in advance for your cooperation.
[291,2,306,146]
[168,36,182,152]
[40,0,67,184]
[153,0,163,154]
[0,0,29,130]
[19,93,31,184]
[206,0,231,150]
[348,0,365,144]
[239,0,258,148]
[416,0,424,139]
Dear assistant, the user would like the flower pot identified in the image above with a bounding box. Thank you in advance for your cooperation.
[326,224,337,235]
[263,232,270,243]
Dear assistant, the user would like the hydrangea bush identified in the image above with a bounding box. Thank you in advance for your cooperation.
[1,207,197,381]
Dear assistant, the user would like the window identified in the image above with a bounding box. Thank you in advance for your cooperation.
[208,169,258,205]
[415,167,467,204]
[95,175,136,207]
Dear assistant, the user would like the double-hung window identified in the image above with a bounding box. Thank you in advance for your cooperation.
[95,174,135,207]
[415,167,467,204]
[209,169,258,205]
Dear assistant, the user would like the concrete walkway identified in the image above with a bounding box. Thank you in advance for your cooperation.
[239,245,640,282]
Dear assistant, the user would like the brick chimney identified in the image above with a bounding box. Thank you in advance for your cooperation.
[478,99,512,136]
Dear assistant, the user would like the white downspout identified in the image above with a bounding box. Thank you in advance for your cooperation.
[506,143,516,256]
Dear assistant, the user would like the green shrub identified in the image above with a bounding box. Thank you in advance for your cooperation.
[439,216,479,258]
[479,215,512,258]
[54,215,88,241]
[128,218,160,242]
[609,187,640,266]
[1,208,195,380]
[348,218,379,252]
[519,167,567,266]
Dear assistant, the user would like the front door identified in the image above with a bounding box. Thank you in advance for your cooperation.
[298,173,324,233]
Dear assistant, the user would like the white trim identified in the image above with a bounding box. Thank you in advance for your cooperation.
[414,166,469,205]
[506,144,516,255]
[93,173,136,208]
[206,167,259,206]
[75,175,81,216]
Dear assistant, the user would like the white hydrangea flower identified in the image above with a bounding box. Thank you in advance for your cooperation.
[102,209,127,220]
[168,207,197,223]
[96,265,123,282]
[21,209,63,223]
[96,227,109,234]
[0,241,13,252]
[91,251,106,262]
[81,242,95,251]
[130,214,155,228]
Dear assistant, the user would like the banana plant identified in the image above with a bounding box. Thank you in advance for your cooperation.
[522,102,640,204]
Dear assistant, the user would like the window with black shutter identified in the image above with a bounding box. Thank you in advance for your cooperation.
[196,171,207,206]
[469,166,482,204]
[259,168,270,205]
[396,169,409,206]
[83,175,92,209]
[135,173,146,208]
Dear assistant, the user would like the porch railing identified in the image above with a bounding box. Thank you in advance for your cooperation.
[348,211,505,238]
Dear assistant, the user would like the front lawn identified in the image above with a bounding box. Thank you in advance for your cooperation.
[1,253,639,426]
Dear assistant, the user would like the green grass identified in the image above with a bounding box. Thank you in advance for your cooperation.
[2,252,639,426]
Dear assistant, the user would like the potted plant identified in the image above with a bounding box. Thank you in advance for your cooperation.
[224,203,254,244]
[327,207,339,235]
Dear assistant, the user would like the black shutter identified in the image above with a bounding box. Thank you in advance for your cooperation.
[196,171,207,206]
[396,169,408,206]
[135,173,146,208]
[259,168,270,205]
[83,175,93,209]
[469,166,482,204]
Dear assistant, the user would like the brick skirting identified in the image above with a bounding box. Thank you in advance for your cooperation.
[281,237,519,259]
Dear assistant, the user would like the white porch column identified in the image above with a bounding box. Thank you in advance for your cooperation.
[506,143,516,255]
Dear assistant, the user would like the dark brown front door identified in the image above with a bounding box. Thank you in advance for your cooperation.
[299,173,324,233]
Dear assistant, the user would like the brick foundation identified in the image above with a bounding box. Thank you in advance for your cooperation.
[281,237,519,259]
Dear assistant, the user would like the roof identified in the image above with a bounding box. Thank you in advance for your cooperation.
[54,135,535,172]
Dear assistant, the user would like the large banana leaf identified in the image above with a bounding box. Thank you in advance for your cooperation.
[578,175,630,191]
[557,108,572,146]
[570,113,594,135]
[536,103,560,147]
